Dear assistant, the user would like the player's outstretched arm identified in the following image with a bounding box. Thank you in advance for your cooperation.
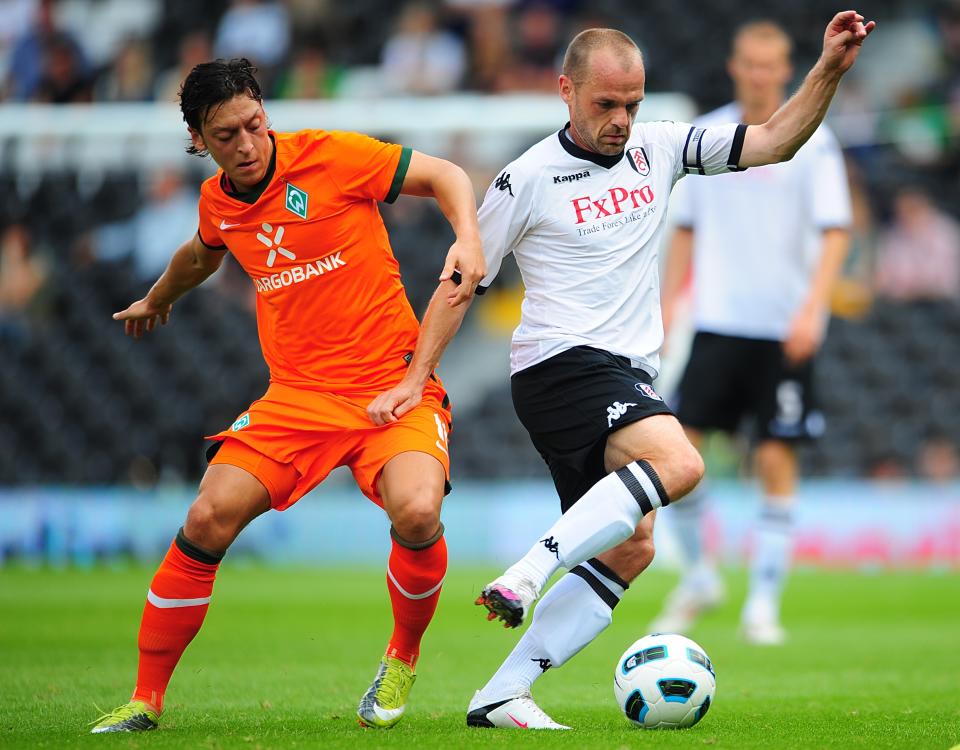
[399,151,485,307]
[112,233,225,338]
[739,10,875,168]
[367,281,472,425]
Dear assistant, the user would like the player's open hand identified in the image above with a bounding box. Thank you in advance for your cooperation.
[113,297,172,339]
[367,378,423,426]
[783,305,825,365]
[440,236,486,307]
[820,10,876,75]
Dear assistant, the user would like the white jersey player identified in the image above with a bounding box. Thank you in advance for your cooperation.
[652,22,852,645]
[374,12,875,729]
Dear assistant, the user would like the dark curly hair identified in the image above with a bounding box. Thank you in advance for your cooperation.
[179,58,263,155]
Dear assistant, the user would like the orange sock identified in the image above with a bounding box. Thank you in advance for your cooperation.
[132,529,222,711]
[385,526,447,669]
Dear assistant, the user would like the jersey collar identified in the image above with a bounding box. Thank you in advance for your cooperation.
[557,123,624,169]
[219,132,278,205]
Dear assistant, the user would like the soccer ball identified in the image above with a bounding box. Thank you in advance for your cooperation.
[613,633,716,729]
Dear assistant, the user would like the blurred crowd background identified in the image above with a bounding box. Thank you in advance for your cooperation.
[1,0,959,489]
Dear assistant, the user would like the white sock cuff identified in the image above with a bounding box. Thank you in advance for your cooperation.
[569,561,625,609]
[759,500,794,529]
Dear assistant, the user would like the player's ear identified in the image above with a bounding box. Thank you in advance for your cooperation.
[188,127,206,156]
[559,75,574,105]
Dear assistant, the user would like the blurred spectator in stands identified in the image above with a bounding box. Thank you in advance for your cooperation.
[33,31,92,103]
[917,430,960,482]
[494,2,563,92]
[95,37,154,102]
[865,450,909,482]
[444,0,511,91]
[275,43,342,100]
[154,31,212,104]
[0,0,38,96]
[874,187,960,302]
[4,0,89,101]
[214,0,290,91]
[0,224,48,350]
[380,3,466,95]
[91,170,198,283]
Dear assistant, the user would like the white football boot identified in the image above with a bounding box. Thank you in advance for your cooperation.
[741,596,787,645]
[467,691,570,730]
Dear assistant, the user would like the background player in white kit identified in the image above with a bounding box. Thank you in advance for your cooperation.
[652,21,852,645]
[366,10,874,730]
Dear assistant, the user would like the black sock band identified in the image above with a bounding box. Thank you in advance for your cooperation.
[637,459,670,508]
[569,565,622,610]
[175,527,224,564]
[586,557,630,590]
[615,465,654,515]
[390,522,444,550]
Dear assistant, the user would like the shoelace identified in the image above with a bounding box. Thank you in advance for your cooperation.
[516,695,555,725]
[87,702,135,727]
[376,663,409,706]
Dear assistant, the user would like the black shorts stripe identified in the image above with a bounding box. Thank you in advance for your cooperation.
[569,565,621,609]
[586,557,629,590]
[616,465,653,515]
[637,459,670,507]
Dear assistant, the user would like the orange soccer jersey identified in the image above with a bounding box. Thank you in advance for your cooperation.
[197,129,421,393]
[196,130,452,508]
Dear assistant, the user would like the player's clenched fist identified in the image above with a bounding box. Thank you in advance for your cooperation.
[440,236,486,307]
[820,10,876,75]
[113,297,172,339]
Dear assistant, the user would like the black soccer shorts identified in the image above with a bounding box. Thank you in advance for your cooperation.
[674,331,824,443]
[510,345,675,511]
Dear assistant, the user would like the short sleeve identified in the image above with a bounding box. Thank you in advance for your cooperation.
[324,131,410,203]
[475,165,535,294]
[807,129,852,229]
[197,195,226,250]
[668,121,748,179]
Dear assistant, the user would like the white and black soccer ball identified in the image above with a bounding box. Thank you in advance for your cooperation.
[613,633,716,729]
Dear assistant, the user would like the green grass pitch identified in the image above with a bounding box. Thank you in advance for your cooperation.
[2,565,958,749]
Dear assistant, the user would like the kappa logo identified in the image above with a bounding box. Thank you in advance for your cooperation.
[634,382,663,401]
[494,171,514,196]
[606,401,638,428]
[531,658,553,672]
[540,536,560,559]
[285,182,309,219]
[231,413,250,432]
[256,223,297,268]
[553,169,591,185]
[626,146,651,177]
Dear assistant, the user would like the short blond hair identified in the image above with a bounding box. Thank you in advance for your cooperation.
[732,20,793,57]
[562,28,643,85]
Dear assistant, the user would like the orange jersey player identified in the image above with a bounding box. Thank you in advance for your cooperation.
[93,58,484,735]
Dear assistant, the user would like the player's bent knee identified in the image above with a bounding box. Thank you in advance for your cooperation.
[184,494,241,552]
[670,446,705,500]
[388,495,442,544]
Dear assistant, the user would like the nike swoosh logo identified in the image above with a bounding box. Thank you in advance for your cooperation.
[506,713,528,728]
[220,220,240,230]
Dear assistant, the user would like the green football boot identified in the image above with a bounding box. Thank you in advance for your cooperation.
[356,656,416,729]
[90,700,160,733]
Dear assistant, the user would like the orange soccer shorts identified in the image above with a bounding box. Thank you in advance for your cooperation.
[205,381,452,510]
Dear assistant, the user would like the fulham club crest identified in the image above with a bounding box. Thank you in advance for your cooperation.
[627,146,651,177]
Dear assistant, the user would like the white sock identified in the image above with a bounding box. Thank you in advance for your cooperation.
[670,482,707,571]
[479,558,628,701]
[504,460,669,592]
[743,499,794,623]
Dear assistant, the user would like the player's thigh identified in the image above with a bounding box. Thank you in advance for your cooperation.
[594,511,657,584]
[185,461,275,552]
[604,414,704,499]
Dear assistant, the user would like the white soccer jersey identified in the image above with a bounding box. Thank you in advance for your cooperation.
[671,103,852,341]
[477,119,747,377]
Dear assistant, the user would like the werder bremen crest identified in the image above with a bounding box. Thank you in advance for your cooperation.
[285,182,309,219]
